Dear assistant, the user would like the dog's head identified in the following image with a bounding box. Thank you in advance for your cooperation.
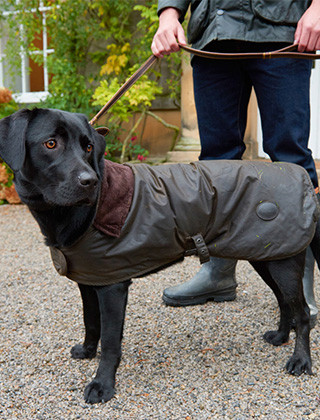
[0,108,107,207]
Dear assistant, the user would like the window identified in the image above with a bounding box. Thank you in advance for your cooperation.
[0,1,54,103]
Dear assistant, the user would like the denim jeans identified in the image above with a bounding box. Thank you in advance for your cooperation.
[192,41,318,188]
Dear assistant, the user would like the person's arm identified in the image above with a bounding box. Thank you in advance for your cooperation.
[295,0,320,51]
[151,7,187,58]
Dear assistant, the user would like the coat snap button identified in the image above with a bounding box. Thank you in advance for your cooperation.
[256,201,279,221]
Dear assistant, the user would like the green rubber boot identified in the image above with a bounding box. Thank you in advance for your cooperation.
[303,246,318,328]
[162,257,237,307]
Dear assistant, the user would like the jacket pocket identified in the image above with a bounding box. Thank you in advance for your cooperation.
[188,0,210,44]
[251,0,311,25]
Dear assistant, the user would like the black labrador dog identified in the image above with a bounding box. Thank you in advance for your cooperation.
[0,108,320,404]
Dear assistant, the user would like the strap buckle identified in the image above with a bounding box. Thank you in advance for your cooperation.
[184,233,210,264]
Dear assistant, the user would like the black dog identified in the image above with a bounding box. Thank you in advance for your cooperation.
[0,108,320,404]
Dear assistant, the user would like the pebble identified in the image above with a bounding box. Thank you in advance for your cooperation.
[1,205,320,419]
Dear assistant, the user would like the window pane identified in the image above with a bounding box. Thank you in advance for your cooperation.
[29,58,44,92]
[30,31,44,92]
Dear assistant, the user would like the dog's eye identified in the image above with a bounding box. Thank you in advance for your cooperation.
[45,140,57,149]
[87,144,93,153]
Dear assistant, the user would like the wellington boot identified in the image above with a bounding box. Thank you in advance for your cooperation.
[303,246,318,328]
[162,257,237,307]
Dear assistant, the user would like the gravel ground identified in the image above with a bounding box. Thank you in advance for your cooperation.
[1,205,320,420]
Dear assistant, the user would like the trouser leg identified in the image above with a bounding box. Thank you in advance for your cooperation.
[192,54,252,160]
[249,57,317,188]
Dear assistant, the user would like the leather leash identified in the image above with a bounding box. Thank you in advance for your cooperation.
[89,54,158,126]
[179,43,320,60]
[90,43,319,126]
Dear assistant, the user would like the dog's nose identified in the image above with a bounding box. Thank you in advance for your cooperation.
[78,172,98,188]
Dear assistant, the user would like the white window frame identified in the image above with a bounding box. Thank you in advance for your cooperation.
[0,1,54,103]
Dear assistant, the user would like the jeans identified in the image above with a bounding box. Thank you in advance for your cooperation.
[192,41,318,188]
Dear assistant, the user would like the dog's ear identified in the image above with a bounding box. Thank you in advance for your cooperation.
[95,126,109,137]
[0,109,31,172]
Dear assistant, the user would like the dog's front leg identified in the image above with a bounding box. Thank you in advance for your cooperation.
[71,284,101,359]
[84,280,131,404]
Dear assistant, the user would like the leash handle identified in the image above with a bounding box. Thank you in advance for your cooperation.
[178,43,319,60]
[90,54,158,126]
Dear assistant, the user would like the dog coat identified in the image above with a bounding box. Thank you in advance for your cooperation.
[50,160,319,286]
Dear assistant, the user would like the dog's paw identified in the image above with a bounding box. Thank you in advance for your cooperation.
[286,355,312,376]
[263,330,289,346]
[71,344,97,359]
[84,380,115,404]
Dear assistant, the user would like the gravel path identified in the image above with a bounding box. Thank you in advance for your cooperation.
[1,205,320,419]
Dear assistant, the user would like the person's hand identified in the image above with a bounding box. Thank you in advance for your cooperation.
[151,8,187,58]
[295,0,320,51]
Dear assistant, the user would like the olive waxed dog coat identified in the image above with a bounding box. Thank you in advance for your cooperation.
[50,160,319,286]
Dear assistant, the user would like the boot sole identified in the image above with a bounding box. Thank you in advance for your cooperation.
[162,291,237,307]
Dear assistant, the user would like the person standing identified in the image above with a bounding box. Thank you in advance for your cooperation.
[151,1,320,325]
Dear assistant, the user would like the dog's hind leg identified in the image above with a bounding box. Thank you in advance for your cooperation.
[71,284,101,360]
[252,253,312,376]
[84,280,131,404]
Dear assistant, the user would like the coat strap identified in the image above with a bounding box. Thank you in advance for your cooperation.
[185,233,210,264]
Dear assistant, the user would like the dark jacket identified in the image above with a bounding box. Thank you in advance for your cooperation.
[157,0,311,49]
[50,160,319,286]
